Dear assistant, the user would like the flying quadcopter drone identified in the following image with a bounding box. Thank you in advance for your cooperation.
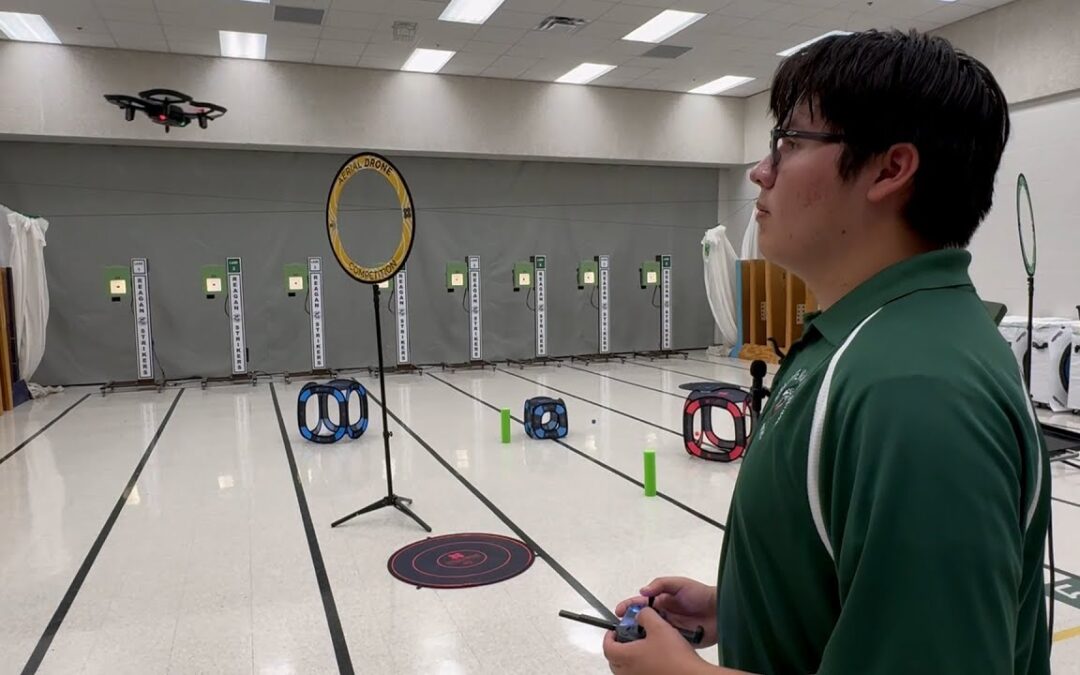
[104,89,226,133]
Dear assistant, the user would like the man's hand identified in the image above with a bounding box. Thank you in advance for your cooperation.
[616,577,719,648]
[602,607,710,674]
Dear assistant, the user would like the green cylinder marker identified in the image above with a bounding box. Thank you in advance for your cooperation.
[501,409,512,443]
[643,450,657,497]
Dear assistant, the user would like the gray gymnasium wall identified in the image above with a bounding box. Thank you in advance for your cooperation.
[0,142,721,385]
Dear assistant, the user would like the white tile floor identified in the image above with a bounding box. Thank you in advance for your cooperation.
[1,352,1079,674]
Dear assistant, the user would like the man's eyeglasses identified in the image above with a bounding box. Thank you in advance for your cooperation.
[769,128,846,169]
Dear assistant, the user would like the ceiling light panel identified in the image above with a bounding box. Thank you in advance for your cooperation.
[622,10,704,43]
[0,12,60,44]
[556,63,616,85]
[219,30,267,59]
[402,48,456,73]
[439,0,507,25]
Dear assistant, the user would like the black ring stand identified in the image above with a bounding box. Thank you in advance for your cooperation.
[331,284,430,532]
[329,153,430,533]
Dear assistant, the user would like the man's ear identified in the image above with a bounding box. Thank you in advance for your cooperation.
[866,143,919,204]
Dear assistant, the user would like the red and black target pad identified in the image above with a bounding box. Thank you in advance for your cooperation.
[388,533,535,589]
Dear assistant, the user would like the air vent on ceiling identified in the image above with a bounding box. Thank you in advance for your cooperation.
[274,5,324,25]
[393,21,417,42]
[641,45,692,59]
[535,16,587,33]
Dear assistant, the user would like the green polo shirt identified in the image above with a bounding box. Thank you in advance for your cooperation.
[716,249,1050,675]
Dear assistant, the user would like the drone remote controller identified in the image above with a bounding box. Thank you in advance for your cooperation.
[558,604,705,645]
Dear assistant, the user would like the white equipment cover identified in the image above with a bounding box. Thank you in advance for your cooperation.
[1069,325,1080,412]
[702,224,739,348]
[1029,319,1077,412]
[4,208,50,381]
[998,316,1029,374]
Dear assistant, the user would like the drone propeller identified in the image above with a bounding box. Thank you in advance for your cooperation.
[189,101,227,118]
[104,94,149,110]
[188,100,227,129]
[138,88,193,106]
[104,94,149,122]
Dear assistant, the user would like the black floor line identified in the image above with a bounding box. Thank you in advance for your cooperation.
[269,383,354,675]
[0,393,92,468]
[21,389,184,675]
[428,372,725,532]
[564,363,685,399]
[685,355,754,371]
[625,359,754,387]
[496,368,682,438]
[364,387,618,622]
[1052,496,1080,510]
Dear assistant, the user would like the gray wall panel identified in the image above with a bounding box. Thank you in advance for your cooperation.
[0,142,719,385]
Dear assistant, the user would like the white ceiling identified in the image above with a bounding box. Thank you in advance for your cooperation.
[0,0,1015,97]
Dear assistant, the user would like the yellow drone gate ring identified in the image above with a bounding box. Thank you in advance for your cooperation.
[325,152,415,284]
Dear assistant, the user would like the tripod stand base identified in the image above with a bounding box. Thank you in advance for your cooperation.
[331,494,432,532]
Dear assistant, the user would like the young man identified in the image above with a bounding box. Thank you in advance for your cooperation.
[603,30,1050,675]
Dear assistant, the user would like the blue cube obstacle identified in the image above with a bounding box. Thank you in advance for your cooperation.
[523,396,568,440]
[297,378,369,444]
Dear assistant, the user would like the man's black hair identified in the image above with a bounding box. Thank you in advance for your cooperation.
[770,30,1010,248]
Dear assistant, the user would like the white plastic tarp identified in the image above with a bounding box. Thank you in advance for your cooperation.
[1,206,50,381]
[702,224,739,348]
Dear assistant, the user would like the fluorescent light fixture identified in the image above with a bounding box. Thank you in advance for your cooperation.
[439,0,506,24]
[556,63,616,85]
[777,30,852,57]
[402,48,456,73]
[219,30,266,59]
[623,10,705,43]
[239,0,270,3]
[0,12,61,44]
[688,75,755,95]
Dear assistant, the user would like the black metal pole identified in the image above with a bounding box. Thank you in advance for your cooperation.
[1024,275,1034,394]
[372,284,394,498]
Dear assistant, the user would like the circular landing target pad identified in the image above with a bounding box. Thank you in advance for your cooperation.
[388,533,535,589]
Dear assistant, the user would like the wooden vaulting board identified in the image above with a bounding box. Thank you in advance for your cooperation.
[0,270,15,411]
[738,259,816,361]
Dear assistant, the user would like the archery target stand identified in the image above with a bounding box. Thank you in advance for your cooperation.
[571,254,626,365]
[507,254,564,369]
[285,256,337,384]
[100,257,167,396]
[440,255,497,373]
[633,255,688,361]
[326,152,431,534]
[200,256,258,390]
[366,268,424,377]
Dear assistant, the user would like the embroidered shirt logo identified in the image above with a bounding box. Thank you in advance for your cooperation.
[757,368,808,439]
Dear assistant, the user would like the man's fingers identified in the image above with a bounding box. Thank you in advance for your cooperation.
[640,576,686,598]
[602,627,619,660]
[615,596,649,616]
[635,607,667,630]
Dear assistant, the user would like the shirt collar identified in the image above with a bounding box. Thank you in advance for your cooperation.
[805,249,974,346]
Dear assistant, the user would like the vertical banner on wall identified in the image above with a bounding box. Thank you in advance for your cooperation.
[598,255,611,354]
[534,255,547,358]
[660,254,672,351]
[396,268,410,365]
[468,255,482,361]
[131,258,154,380]
[308,257,325,370]
[227,257,248,375]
